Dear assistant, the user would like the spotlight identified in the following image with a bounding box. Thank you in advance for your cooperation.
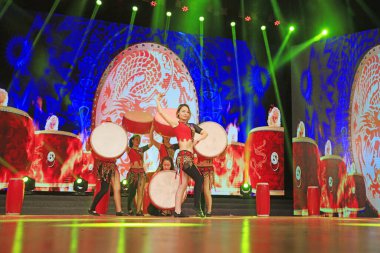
[199,16,204,22]
[322,29,328,36]
[240,182,252,198]
[23,176,35,192]
[261,25,266,31]
[289,26,295,32]
[96,0,102,6]
[230,21,236,27]
[166,11,172,17]
[244,16,252,22]
[121,179,128,196]
[132,6,138,12]
[73,177,88,193]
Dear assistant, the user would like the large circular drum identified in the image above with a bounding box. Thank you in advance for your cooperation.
[90,122,128,160]
[153,108,177,137]
[194,121,227,158]
[149,170,180,210]
[122,111,153,134]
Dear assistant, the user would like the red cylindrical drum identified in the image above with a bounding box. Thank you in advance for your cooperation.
[0,107,35,187]
[29,131,83,190]
[6,178,25,215]
[307,186,320,216]
[123,111,153,134]
[319,155,346,213]
[153,108,177,137]
[246,127,284,196]
[292,137,320,215]
[93,179,110,214]
[345,174,366,212]
[256,182,270,216]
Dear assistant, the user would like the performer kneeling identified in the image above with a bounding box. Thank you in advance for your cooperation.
[156,95,207,217]
[88,159,124,216]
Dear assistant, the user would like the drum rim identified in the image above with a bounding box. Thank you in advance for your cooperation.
[292,136,317,146]
[123,111,154,123]
[249,126,284,133]
[35,130,80,139]
[320,155,344,161]
[148,170,177,210]
[0,106,32,119]
[195,121,228,158]
[90,122,128,159]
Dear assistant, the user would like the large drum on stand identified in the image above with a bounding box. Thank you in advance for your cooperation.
[0,106,35,188]
[153,108,177,137]
[246,127,284,196]
[122,111,153,134]
[292,137,320,215]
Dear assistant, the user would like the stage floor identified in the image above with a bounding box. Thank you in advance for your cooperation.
[1,216,380,253]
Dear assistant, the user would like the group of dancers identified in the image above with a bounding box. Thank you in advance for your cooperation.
[88,95,213,217]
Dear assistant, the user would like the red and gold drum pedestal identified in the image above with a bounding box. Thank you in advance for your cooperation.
[0,106,35,189]
[256,182,270,216]
[293,137,320,215]
[6,178,25,215]
[246,127,284,196]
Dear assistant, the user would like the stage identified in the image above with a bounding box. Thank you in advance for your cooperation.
[0,215,379,253]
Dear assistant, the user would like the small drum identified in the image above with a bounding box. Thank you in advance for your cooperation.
[0,106,35,186]
[292,137,320,215]
[153,108,177,137]
[6,178,25,215]
[307,186,320,216]
[343,173,366,212]
[319,155,346,213]
[90,122,128,160]
[256,182,270,216]
[29,131,83,189]
[194,121,227,158]
[246,127,284,196]
[149,170,180,210]
[122,111,153,134]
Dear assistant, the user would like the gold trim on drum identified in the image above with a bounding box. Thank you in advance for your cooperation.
[320,155,344,161]
[230,141,245,147]
[249,126,284,133]
[35,130,81,139]
[292,137,317,146]
[0,106,32,119]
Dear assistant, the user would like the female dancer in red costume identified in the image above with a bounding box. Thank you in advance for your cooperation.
[156,95,208,217]
[149,125,179,161]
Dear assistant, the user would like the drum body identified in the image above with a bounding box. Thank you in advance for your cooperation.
[153,108,177,137]
[29,131,83,189]
[122,111,153,134]
[194,121,227,158]
[90,122,128,161]
[0,107,35,188]
[319,155,346,213]
[246,127,284,196]
[256,183,270,216]
[148,170,180,210]
[307,186,320,216]
[344,174,366,212]
[292,137,320,215]
[6,178,25,215]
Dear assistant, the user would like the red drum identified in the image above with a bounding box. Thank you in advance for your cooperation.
[344,174,366,212]
[0,107,35,186]
[93,179,110,214]
[90,122,128,161]
[149,170,181,210]
[122,111,153,134]
[246,127,284,196]
[256,182,270,216]
[194,121,227,158]
[79,151,96,189]
[29,131,83,189]
[213,142,245,195]
[292,137,320,215]
[6,178,25,215]
[307,186,320,216]
[153,108,177,137]
[319,155,346,213]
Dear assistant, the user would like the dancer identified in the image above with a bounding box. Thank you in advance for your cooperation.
[196,155,214,217]
[156,94,208,217]
[149,125,179,161]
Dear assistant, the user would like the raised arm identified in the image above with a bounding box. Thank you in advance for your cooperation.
[149,124,161,149]
[156,94,178,128]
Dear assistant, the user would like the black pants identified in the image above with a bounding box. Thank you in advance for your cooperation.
[90,180,110,211]
[127,181,137,211]
[184,164,204,210]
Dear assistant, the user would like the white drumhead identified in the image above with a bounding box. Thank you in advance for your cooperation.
[149,170,179,209]
[90,122,128,159]
[194,121,227,158]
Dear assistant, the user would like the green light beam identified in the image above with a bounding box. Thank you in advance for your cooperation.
[199,18,204,103]
[163,14,171,45]
[240,218,250,253]
[70,221,79,253]
[125,9,137,48]
[117,227,126,253]
[273,29,292,68]
[270,0,286,37]
[0,0,12,19]
[12,220,24,253]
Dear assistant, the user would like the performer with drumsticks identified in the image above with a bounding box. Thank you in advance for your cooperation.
[156,94,207,217]
[125,134,152,216]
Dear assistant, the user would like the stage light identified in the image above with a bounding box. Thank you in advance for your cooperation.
[121,179,128,196]
[166,11,172,17]
[150,1,157,7]
[244,16,252,22]
[96,0,102,6]
[322,29,328,36]
[289,26,295,32]
[261,25,266,31]
[23,176,35,191]
[182,6,189,12]
[274,20,281,26]
[73,177,88,193]
[240,183,252,198]
[230,21,236,27]
[199,16,204,22]
[132,6,138,12]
